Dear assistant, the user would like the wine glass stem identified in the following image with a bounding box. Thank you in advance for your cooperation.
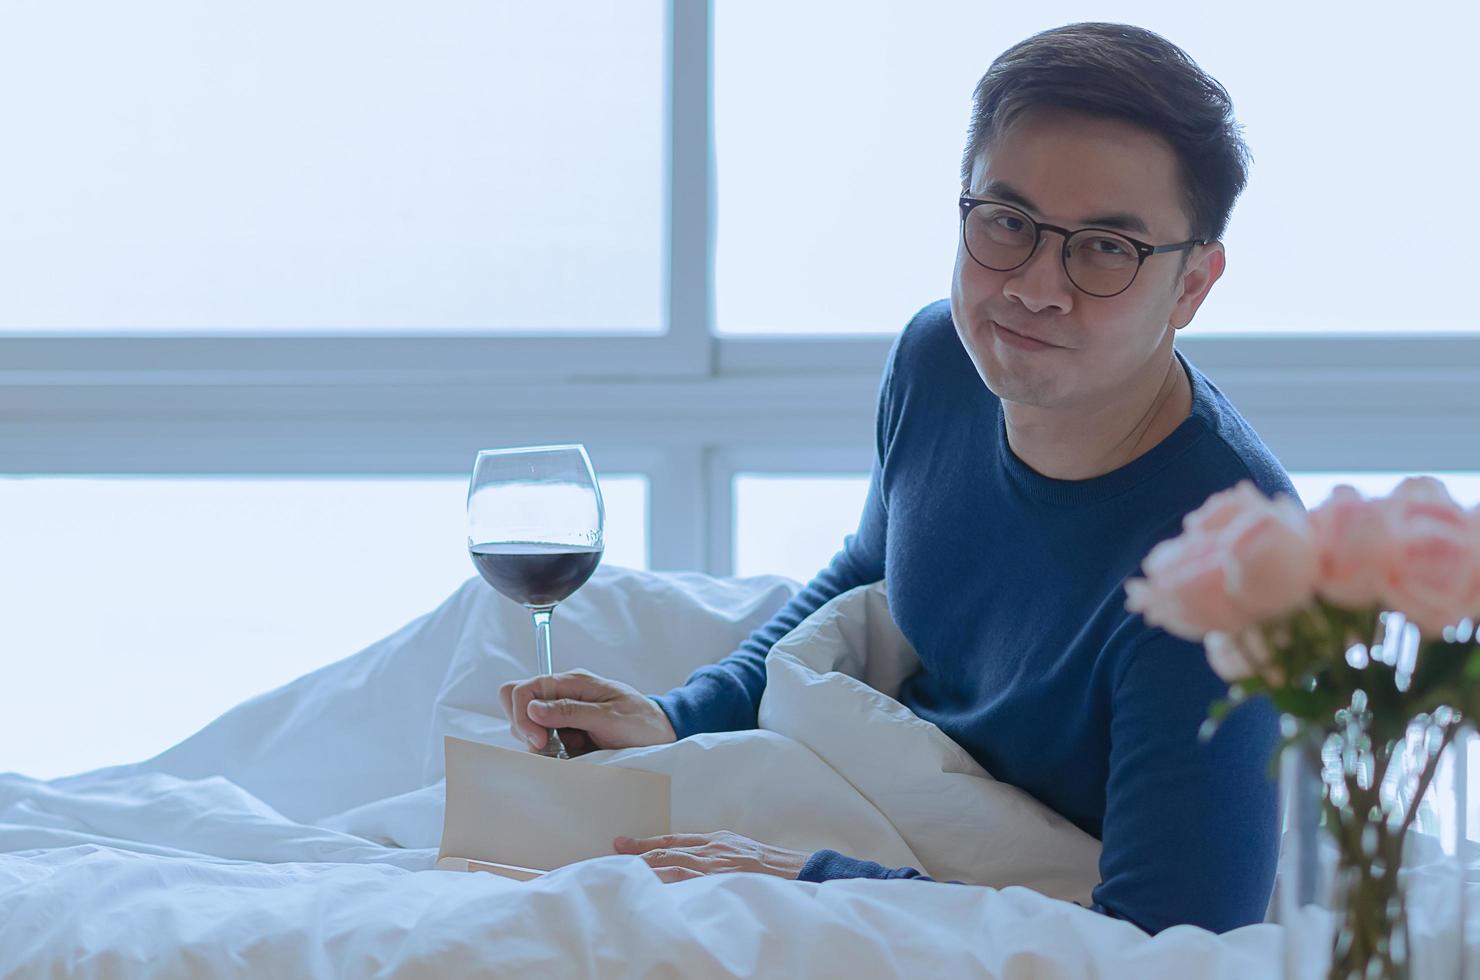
[532,607,555,676]
[530,606,568,760]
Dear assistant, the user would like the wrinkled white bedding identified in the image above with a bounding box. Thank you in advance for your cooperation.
[0,567,1461,977]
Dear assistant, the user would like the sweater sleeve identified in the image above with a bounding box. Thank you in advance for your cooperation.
[650,338,901,739]
[1088,630,1280,934]
[797,850,936,883]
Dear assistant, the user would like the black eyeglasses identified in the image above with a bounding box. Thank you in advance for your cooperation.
[958,196,1206,298]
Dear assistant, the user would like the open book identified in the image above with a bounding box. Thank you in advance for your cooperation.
[435,735,672,881]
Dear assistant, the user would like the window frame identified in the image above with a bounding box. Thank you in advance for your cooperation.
[0,0,715,384]
[3,0,1479,577]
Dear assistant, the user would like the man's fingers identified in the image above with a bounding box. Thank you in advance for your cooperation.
[614,837,717,877]
[615,829,802,883]
[508,685,545,747]
[531,671,613,702]
[633,848,709,873]
[614,833,712,853]
[652,865,704,883]
[526,697,608,731]
[503,671,617,746]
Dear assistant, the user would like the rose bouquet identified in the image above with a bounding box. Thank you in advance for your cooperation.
[1125,477,1480,979]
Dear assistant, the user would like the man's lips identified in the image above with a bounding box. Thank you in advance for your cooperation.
[990,319,1063,350]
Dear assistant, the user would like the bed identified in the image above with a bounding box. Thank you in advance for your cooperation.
[0,567,1463,977]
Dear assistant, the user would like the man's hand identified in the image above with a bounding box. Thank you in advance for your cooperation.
[498,669,676,756]
[613,831,811,883]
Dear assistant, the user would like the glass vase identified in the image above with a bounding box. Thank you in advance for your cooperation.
[1277,718,1470,980]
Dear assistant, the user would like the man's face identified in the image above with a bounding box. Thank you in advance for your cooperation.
[950,106,1223,410]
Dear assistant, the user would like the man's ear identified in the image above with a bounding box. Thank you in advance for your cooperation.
[1170,241,1226,331]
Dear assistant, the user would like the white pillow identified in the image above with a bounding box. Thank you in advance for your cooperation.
[69,566,798,826]
[759,582,1102,905]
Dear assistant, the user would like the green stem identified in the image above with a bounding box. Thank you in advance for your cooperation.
[1325,783,1410,979]
[1397,718,1463,839]
[1318,718,1460,980]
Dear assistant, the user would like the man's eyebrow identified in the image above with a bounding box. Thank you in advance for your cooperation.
[974,180,1152,236]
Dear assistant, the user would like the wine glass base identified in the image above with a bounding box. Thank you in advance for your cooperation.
[536,729,570,760]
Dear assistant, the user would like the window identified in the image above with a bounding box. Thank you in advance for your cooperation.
[715,2,1480,335]
[0,475,647,779]
[5,3,1478,777]
[0,1,665,334]
[728,471,1480,583]
[733,474,871,581]
[1291,473,1480,509]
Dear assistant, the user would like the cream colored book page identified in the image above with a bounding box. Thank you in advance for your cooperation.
[438,735,671,873]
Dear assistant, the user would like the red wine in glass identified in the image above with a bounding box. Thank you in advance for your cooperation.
[470,542,604,608]
[467,444,605,761]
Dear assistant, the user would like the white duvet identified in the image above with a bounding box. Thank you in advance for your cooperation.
[0,567,1463,977]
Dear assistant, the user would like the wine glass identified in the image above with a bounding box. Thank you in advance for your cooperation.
[467,444,605,760]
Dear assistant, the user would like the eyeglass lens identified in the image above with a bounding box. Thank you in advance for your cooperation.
[963,203,1141,297]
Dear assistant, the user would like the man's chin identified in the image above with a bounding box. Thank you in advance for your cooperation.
[954,314,1062,406]
[972,354,1062,409]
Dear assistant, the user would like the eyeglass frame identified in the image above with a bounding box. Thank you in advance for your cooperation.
[958,196,1207,298]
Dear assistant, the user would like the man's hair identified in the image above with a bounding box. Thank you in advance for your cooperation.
[961,22,1250,242]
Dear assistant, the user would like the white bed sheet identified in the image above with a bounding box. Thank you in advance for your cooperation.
[0,566,1466,977]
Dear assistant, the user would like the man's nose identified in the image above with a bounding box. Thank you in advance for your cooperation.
[1003,231,1074,315]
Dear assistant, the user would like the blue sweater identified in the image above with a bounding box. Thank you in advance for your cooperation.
[653,300,1291,935]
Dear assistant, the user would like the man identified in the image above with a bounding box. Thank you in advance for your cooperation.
[499,22,1290,935]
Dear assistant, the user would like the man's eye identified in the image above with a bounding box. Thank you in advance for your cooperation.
[1089,237,1127,255]
[992,215,1026,233]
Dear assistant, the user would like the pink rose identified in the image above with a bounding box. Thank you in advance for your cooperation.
[1125,480,1318,642]
[1308,485,1391,609]
[1205,627,1282,685]
[1378,477,1478,637]
[1473,506,1480,618]
[1183,482,1258,535]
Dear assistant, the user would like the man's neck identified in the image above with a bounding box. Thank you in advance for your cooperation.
[1001,348,1192,481]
